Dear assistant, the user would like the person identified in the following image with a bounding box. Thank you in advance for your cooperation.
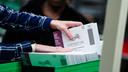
[0,4,82,62]
[70,0,107,34]
[3,0,89,46]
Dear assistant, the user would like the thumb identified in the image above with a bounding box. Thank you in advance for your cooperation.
[62,28,73,40]
[67,21,83,27]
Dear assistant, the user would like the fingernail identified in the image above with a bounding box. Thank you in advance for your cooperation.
[69,36,73,40]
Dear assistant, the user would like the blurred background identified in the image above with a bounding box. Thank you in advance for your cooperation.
[0,0,127,72]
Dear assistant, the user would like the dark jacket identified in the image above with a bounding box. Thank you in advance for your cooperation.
[0,4,52,62]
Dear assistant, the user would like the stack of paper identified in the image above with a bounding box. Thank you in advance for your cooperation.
[54,23,100,54]
[22,23,100,67]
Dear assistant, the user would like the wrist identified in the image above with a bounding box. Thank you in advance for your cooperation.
[50,20,58,29]
[31,43,36,52]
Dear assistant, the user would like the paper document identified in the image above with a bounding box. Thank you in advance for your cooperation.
[22,23,100,67]
[54,23,100,54]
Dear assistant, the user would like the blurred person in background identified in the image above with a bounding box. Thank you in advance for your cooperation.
[0,4,82,62]
[2,0,90,46]
[70,0,107,35]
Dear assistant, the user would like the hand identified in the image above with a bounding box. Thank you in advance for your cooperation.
[34,44,72,53]
[50,20,83,39]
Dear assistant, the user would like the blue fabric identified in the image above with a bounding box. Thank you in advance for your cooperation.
[0,41,32,62]
[0,4,52,62]
[0,4,52,31]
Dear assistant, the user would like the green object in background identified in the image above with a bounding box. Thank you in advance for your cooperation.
[0,27,6,42]
[5,2,20,10]
[0,28,6,36]
[0,62,21,72]
[0,0,21,10]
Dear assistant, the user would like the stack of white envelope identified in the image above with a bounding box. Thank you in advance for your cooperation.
[22,23,101,67]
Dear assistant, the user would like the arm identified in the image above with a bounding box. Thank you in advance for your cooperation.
[0,41,32,62]
[0,5,52,32]
[0,4,82,62]
[0,41,71,62]
[0,4,82,39]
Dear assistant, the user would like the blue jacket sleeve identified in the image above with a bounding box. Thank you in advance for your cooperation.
[0,41,32,62]
[0,5,52,32]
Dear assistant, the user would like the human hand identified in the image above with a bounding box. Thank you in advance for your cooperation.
[34,44,72,53]
[50,20,83,39]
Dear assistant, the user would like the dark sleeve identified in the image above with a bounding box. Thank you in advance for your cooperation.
[0,41,32,62]
[0,5,52,32]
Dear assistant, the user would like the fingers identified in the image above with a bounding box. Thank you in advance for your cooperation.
[63,21,82,40]
[62,28,73,40]
[67,21,83,27]
[35,44,56,52]
[50,20,82,40]
[55,47,72,52]
[35,44,72,53]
